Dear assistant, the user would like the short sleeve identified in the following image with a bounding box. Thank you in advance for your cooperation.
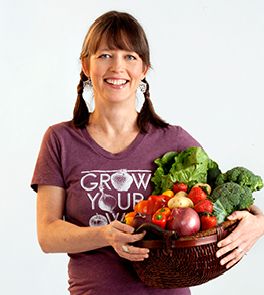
[31,127,65,192]
[173,126,202,151]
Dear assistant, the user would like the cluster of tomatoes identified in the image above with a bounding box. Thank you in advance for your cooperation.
[125,182,217,232]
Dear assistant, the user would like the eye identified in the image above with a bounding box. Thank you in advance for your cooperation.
[126,54,136,61]
[98,53,111,59]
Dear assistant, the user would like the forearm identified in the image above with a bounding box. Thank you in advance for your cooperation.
[38,219,109,254]
[249,205,264,237]
[36,185,143,257]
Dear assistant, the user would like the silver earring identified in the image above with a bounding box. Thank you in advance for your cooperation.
[139,80,147,93]
[83,78,95,112]
[136,87,145,112]
[83,77,93,89]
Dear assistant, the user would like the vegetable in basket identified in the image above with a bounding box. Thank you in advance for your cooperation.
[215,166,264,192]
[151,147,218,195]
[210,182,254,223]
[167,192,193,209]
[210,167,263,223]
[188,186,207,204]
[128,148,263,235]
[194,199,213,213]
[133,195,169,215]
[172,182,188,194]
[151,207,171,229]
[167,207,201,236]
[200,214,217,230]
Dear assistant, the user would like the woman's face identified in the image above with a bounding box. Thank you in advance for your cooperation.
[83,39,148,106]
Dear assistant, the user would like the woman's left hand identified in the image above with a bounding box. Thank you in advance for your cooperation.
[216,205,264,269]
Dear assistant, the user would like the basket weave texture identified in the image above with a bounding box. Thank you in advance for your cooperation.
[132,220,237,289]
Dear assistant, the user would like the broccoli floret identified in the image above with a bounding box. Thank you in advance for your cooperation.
[210,182,254,223]
[215,166,263,193]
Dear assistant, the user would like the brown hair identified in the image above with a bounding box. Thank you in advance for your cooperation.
[73,11,168,132]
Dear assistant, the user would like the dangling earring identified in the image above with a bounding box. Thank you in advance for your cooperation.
[139,80,147,93]
[136,81,146,112]
[83,77,95,112]
[83,77,93,89]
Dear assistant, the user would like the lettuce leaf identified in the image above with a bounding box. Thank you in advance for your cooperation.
[151,147,214,194]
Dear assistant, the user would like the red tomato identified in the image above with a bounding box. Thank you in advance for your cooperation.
[194,199,213,213]
[188,186,207,205]
[200,215,217,230]
[173,182,188,194]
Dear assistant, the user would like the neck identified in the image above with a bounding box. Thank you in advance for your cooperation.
[88,103,139,135]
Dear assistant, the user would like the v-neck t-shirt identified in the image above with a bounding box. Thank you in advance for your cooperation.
[31,120,201,295]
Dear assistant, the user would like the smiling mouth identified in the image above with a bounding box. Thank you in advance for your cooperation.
[104,79,129,86]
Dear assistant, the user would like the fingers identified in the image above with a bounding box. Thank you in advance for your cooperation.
[117,231,149,261]
[217,210,251,249]
[111,219,135,234]
[119,244,149,261]
[109,220,146,243]
[217,228,241,249]
[106,220,149,261]
[216,211,260,268]
[216,227,251,268]
[227,210,250,221]
[216,242,245,269]
[219,246,247,269]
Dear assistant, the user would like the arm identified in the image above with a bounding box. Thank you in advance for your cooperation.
[37,185,149,261]
[216,205,264,268]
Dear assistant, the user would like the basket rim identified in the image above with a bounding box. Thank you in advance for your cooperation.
[136,232,218,248]
[134,219,237,248]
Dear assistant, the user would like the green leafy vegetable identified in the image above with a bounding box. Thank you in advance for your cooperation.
[151,147,213,194]
[215,166,263,192]
[210,182,254,223]
[206,160,222,189]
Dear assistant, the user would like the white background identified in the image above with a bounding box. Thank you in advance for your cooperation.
[1,0,264,294]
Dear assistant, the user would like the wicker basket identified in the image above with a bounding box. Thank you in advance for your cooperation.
[132,220,238,289]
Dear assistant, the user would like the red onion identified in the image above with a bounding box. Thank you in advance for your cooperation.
[167,207,200,237]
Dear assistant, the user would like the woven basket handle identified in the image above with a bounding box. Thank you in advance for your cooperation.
[216,224,225,241]
[216,219,238,241]
[134,223,167,237]
[163,231,177,256]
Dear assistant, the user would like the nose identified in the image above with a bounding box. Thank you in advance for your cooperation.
[110,55,125,72]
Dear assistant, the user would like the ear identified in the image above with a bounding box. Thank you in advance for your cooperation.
[141,65,150,80]
[81,58,90,77]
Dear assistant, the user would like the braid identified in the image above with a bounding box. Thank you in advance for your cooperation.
[72,71,90,128]
[137,78,168,133]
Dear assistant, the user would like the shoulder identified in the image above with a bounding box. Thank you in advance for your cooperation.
[45,120,80,138]
[48,120,75,134]
[147,124,202,151]
[41,120,84,146]
[160,124,188,136]
[147,124,193,138]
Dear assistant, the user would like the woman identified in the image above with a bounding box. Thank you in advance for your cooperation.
[31,11,264,295]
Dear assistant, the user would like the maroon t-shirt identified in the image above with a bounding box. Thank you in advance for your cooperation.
[31,121,201,295]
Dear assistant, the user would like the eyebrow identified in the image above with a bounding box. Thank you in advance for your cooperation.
[97,47,136,53]
[97,46,121,52]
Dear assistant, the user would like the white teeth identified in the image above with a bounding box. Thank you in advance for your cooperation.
[106,79,127,85]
